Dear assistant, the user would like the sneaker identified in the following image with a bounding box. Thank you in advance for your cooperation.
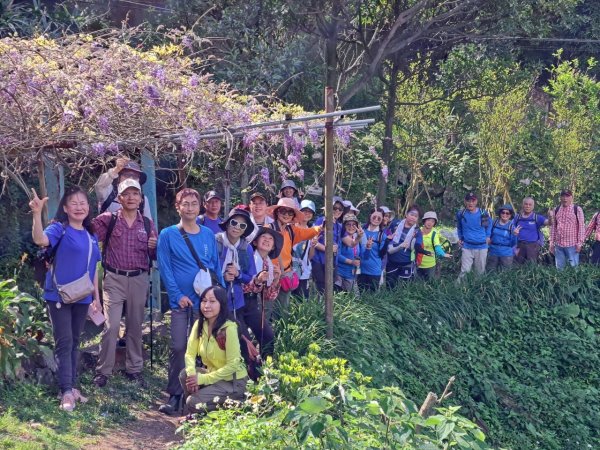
[59,391,76,412]
[93,373,108,388]
[125,372,146,387]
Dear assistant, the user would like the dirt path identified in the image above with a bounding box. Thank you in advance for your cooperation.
[87,395,184,450]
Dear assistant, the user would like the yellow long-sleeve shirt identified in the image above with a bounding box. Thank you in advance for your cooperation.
[184,320,248,385]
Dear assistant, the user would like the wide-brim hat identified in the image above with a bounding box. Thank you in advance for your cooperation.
[251,226,284,259]
[266,198,304,222]
[121,161,147,185]
[379,206,392,215]
[496,204,514,217]
[422,211,438,224]
[219,208,255,238]
[279,179,298,194]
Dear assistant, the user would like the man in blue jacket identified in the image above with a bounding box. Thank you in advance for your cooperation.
[456,192,492,278]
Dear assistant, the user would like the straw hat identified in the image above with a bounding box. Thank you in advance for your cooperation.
[266,198,304,223]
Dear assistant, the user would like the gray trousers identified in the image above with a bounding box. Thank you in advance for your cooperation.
[486,255,513,271]
[96,271,149,376]
[166,307,199,395]
[179,369,247,412]
[459,248,488,278]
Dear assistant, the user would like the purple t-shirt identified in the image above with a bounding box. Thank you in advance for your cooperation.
[43,223,101,304]
[197,215,222,235]
[514,212,546,243]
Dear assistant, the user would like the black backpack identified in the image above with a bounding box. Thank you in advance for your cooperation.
[553,204,581,229]
[458,208,490,228]
[514,212,542,241]
[102,212,153,270]
[32,223,66,286]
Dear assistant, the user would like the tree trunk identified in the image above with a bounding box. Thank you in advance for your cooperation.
[377,61,400,206]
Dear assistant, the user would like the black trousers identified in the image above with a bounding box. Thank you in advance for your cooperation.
[46,301,88,394]
[357,274,380,291]
[292,279,310,299]
[311,262,325,294]
[237,294,275,358]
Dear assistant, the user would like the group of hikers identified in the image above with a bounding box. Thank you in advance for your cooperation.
[28,157,600,416]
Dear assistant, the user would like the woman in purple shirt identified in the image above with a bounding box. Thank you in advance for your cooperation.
[30,186,101,412]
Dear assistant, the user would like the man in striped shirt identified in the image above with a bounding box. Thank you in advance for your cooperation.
[549,189,585,270]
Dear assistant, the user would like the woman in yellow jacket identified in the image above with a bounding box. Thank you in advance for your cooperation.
[180,286,248,413]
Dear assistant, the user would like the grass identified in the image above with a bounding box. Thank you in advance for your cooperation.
[0,362,168,449]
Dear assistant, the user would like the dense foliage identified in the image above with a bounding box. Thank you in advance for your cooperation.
[275,265,600,449]
[0,279,50,380]
[179,345,489,449]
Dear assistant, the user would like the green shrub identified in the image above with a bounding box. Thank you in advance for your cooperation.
[180,346,489,449]
[0,279,51,381]
[274,265,600,449]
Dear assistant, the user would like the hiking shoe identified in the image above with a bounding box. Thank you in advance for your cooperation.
[59,391,76,412]
[93,373,108,388]
[125,372,146,387]
[158,395,183,416]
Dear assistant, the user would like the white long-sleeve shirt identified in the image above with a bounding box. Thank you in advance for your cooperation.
[94,168,152,218]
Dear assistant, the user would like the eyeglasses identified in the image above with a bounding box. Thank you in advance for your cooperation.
[180,202,199,209]
[229,218,248,230]
[345,222,357,227]
[278,208,295,216]
[371,216,382,221]
[500,211,511,215]
[333,206,343,212]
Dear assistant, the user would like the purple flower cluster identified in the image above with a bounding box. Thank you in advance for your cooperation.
[242,129,260,149]
[92,142,106,156]
[98,116,110,133]
[182,128,200,153]
[260,167,270,185]
[115,93,127,109]
[308,129,320,147]
[151,67,166,83]
[144,85,161,106]
[335,126,352,147]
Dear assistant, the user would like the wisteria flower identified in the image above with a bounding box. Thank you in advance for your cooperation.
[98,116,110,133]
[260,167,270,185]
[335,126,352,147]
[92,142,106,156]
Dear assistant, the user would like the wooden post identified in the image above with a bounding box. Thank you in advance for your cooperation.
[324,87,335,339]
[37,153,49,226]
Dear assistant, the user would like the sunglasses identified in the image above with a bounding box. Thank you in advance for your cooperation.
[229,218,248,230]
[333,206,343,211]
[278,208,296,216]
[500,211,511,215]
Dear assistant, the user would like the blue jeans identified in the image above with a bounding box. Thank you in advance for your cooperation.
[554,245,579,270]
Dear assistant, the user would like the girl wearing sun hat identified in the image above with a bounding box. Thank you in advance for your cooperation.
[417,211,452,280]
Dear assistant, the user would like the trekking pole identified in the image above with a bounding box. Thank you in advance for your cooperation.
[149,265,154,371]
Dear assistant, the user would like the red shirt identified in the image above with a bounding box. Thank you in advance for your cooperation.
[550,204,585,248]
[93,210,157,270]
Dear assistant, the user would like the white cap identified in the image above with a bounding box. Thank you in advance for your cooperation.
[118,179,141,194]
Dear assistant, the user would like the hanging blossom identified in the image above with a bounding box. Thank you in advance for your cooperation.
[62,110,76,124]
[335,126,352,147]
[92,142,106,156]
[144,84,161,106]
[260,167,270,185]
[97,116,110,134]
[242,129,260,149]
[296,169,305,181]
[182,128,200,153]
[308,129,320,147]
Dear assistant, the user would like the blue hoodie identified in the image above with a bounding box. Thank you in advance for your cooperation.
[489,220,517,257]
